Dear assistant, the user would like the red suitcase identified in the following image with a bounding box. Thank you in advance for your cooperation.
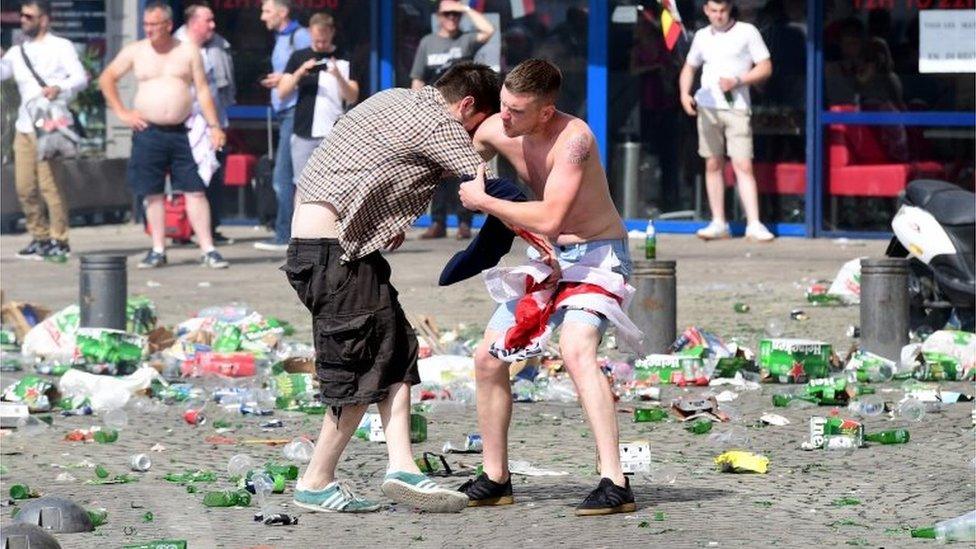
[144,194,194,242]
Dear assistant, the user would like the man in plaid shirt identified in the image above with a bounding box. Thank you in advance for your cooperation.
[283,62,499,514]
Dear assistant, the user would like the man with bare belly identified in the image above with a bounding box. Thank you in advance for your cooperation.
[99,1,229,269]
[457,58,637,516]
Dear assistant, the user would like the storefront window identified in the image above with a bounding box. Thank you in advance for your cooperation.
[824,0,975,111]
[824,123,974,230]
[822,0,974,231]
[394,0,588,117]
[607,1,806,222]
[213,1,373,107]
[0,3,107,158]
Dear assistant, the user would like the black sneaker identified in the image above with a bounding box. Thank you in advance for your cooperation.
[137,250,167,269]
[201,250,229,269]
[43,240,70,260]
[458,473,514,507]
[212,231,235,245]
[16,239,49,260]
[576,477,636,516]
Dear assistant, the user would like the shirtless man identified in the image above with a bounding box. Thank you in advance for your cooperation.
[457,59,636,516]
[99,1,229,269]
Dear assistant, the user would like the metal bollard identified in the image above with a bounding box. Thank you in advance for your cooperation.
[860,258,909,361]
[79,255,127,330]
[613,141,641,219]
[629,260,676,354]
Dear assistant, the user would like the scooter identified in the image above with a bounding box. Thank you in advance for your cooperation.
[886,179,975,334]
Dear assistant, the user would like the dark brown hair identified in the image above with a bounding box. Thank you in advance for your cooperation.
[434,62,501,115]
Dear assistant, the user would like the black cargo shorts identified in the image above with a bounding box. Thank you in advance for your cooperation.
[281,238,420,408]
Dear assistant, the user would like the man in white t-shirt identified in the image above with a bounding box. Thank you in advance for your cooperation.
[679,0,774,242]
[0,0,88,260]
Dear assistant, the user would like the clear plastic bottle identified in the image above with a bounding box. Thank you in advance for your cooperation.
[282,437,314,464]
[896,397,926,422]
[250,472,275,517]
[103,408,128,430]
[913,510,976,542]
[847,396,885,418]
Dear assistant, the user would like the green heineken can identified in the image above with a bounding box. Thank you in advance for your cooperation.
[634,354,702,385]
[758,339,833,383]
[915,353,962,381]
[212,323,242,353]
[845,351,895,383]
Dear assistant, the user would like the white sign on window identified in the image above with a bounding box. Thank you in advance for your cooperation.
[919,10,976,73]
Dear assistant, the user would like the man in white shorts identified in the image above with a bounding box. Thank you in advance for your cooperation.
[679,0,774,242]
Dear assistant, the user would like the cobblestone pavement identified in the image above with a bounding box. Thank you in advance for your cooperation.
[1,224,974,548]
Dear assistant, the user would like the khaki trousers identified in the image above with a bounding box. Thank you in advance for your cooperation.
[13,131,68,241]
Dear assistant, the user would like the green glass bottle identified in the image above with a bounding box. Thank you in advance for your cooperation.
[410,413,427,443]
[772,393,818,407]
[634,408,669,423]
[87,508,108,527]
[123,540,188,549]
[265,463,299,481]
[864,429,910,445]
[202,490,251,507]
[94,429,119,443]
[685,419,713,434]
[9,484,32,499]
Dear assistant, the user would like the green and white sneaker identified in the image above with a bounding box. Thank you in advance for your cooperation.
[293,480,381,513]
[381,471,469,513]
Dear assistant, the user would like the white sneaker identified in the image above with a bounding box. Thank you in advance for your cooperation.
[253,240,288,252]
[745,223,775,243]
[696,221,730,241]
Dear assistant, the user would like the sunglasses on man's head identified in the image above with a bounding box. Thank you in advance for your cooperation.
[439,11,464,17]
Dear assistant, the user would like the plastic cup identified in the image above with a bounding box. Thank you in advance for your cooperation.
[896,398,926,422]
[130,453,152,472]
[103,408,128,430]
[227,454,253,478]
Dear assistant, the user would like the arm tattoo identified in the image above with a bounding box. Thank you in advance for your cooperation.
[566,133,591,165]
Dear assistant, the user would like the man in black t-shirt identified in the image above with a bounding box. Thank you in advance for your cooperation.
[277,12,359,191]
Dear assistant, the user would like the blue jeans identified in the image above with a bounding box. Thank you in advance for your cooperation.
[272,108,296,244]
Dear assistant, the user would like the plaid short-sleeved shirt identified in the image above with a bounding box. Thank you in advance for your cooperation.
[297,86,489,262]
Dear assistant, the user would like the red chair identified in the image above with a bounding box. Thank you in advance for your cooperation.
[723,162,806,195]
[826,105,944,227]
[224,154,257,219]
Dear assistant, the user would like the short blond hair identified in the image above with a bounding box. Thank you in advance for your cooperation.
[504,59,561,104]
[309,13,334,30]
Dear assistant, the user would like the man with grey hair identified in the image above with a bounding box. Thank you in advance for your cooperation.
[99,0,229,269]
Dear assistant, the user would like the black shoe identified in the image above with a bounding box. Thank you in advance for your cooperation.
[201,250,229,269]
[212,231,235,245]
[44,239,71,257]
[137,250,167,269]
[458,473,514,507]
[576,477,636,516]
[16,239,49,260]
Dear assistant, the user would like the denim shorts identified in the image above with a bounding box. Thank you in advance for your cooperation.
[486,238,633,334]
[127,124,206,197]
